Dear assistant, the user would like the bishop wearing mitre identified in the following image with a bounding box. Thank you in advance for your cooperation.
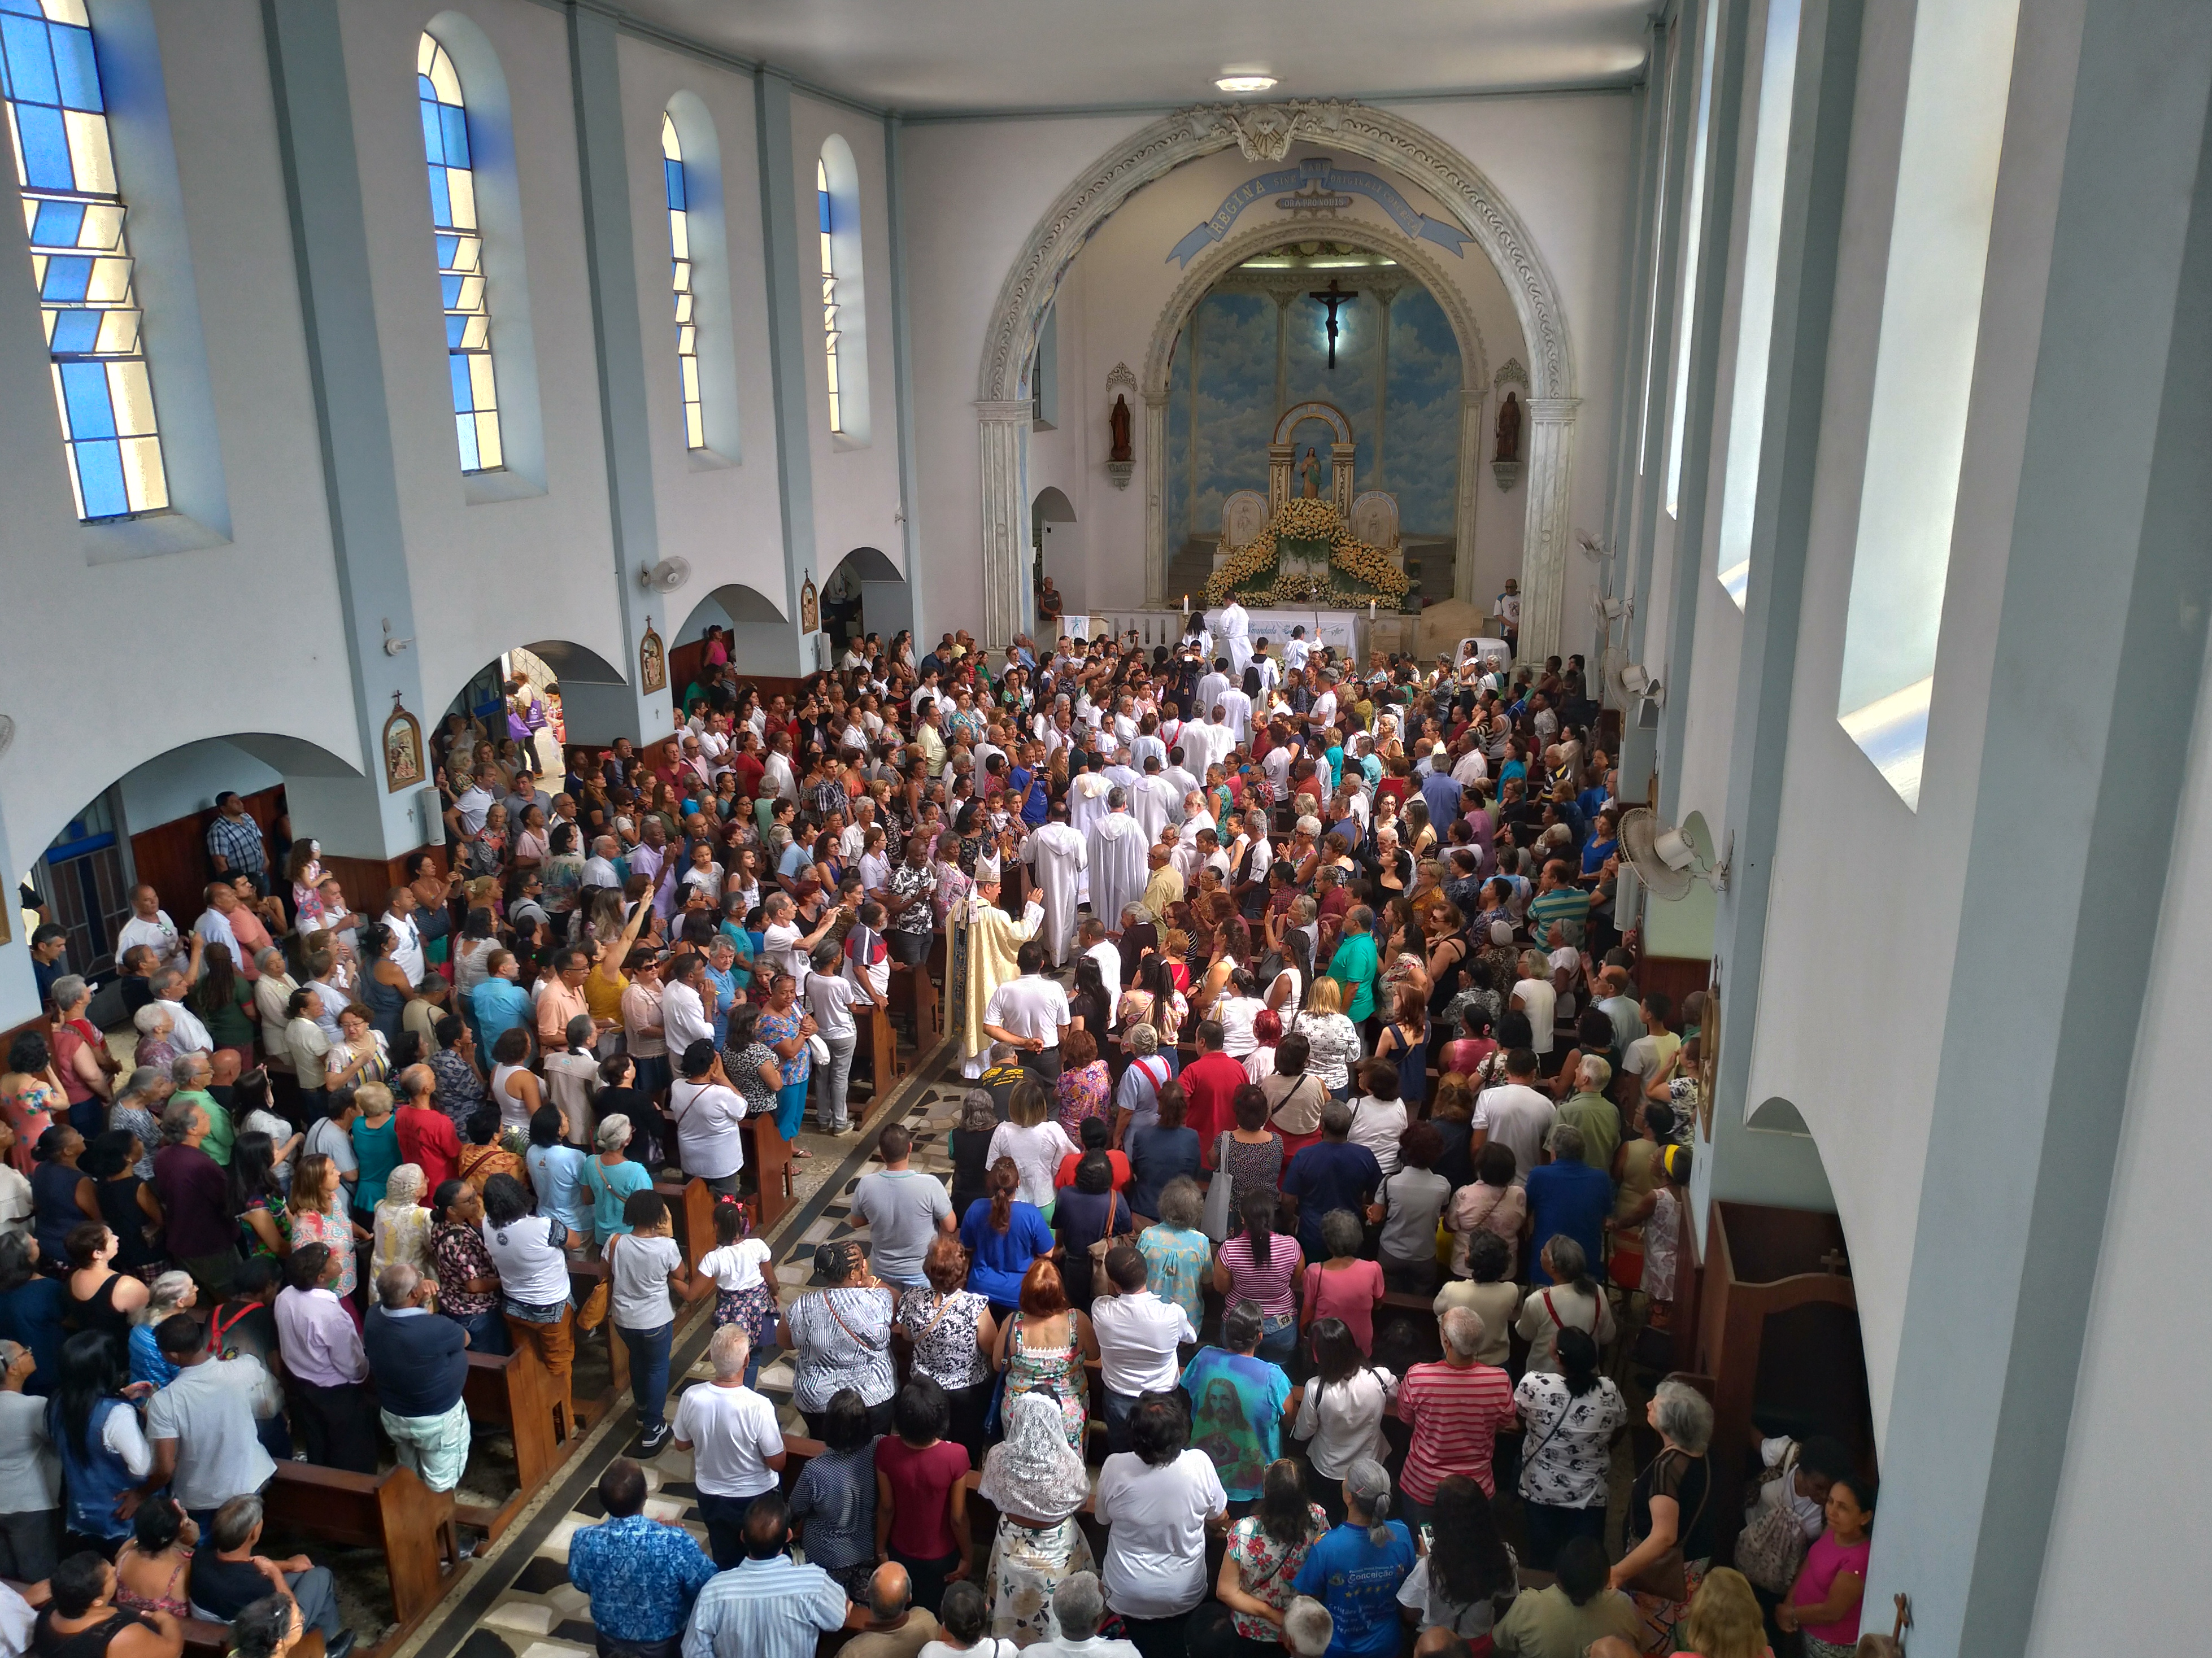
[947,867,1045,1078]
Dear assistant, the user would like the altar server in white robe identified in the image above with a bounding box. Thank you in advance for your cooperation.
[1217,681,1255,747]
[1195,660,1233,723]
[1220,598,1253,682]
[947,870,1045,1077]
[1131,758,1181,845]
[1022,802,1089,966]
[1067,760,1114,901]
[1086,789,1148,947]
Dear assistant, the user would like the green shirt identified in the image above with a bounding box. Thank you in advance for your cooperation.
[177,1089,234,1168]
[1558,1091,1621,1177]
[1328,932,1380,1023]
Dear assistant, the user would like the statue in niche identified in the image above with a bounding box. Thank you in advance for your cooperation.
[1109,394,1134,463]
[1298,448,1323,499]
[1495,391,1523,464]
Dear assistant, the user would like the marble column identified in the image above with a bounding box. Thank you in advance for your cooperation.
[976,400,1029,648]
[1517,398,1580,660]
[1143,395,1170,609]
[1453,387,1484,604]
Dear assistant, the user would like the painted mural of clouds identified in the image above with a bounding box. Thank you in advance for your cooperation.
[1191,293,1276,535]
[1386,287,1463,536]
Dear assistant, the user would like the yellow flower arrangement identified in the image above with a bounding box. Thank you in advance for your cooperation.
[1205,497,1410,607]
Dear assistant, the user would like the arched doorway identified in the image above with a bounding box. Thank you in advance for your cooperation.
[437,639,630,781]
[822,547,908,654]
[1029,488,1079,621]
[674,583,798,680]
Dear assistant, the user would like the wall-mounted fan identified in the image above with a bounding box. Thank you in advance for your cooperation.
[639,557,692,594]
[1619,805,1728,900]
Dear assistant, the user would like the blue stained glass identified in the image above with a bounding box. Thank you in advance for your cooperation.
[48,23,99,112]
[440,273,463,308]
[454,411,480,471]
[48,309,99,352]
[446,315,466,347]
[440,104,469,167]
[30,199,83,243]
[0,15,56,105]
[74,437,126,517]
[818,187,831,234]
[419,99,445,164]
[426,164,451,226]
[14,99,69,188]
[436,232,459,265]
[449,354,473,414]
[60,360,115,437]
[417,73,434,100]
[0,0,47,18]
[664,158,684,210]
[40,254,91,300]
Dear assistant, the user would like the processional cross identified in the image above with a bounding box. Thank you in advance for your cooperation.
[1308,277,1357,368]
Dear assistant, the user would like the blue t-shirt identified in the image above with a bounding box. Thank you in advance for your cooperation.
[1011,767,1048,827]
[1282,1141,1383,1260]
[960,1197,1056,1306]
[1525,1159,1613,1286]
[1293,1519,1417,1658]
[1179,1347,1291,1502]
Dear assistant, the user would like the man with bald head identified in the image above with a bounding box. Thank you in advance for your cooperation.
[837,1563,937,1658]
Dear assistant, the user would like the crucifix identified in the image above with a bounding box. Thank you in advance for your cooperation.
[1308,277,1357,369]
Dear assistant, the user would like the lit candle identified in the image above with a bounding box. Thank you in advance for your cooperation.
[1369,598,1377,620]
[1183,594,1189,612]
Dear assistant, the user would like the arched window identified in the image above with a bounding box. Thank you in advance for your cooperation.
[1,0,169,520]
[817,156,843,434]
[663,114,702,449]
[417,31,502,473]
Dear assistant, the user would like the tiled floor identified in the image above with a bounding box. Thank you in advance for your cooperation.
[399,1051,973,1658]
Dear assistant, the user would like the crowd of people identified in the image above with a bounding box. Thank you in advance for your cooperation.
[0,616,1882,1658]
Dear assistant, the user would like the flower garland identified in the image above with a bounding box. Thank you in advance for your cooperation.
[1205,496,1410,607]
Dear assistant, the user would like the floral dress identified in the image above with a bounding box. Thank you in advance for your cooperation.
[1002,1311,1089,1450]
[895,1286,992,1393]
[1226,1505,1329,1638]
[755,1005,811,1090]
[291,1204,358,1297]
[1053,1062,1113,1139]
[0,1075,60,1177]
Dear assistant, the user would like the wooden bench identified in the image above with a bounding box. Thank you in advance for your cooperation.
[741,1117,795,1226]
[867,1002,906,1097]
[265,1460,461,1638]
[458,1344,567,1537]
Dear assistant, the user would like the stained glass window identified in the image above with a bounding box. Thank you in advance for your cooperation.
[663,114,701,449]
[417,32,501,473]
[818,157,842,435]
[1,0,169,520]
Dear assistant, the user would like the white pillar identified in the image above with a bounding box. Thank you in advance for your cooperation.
[1454,386,1484,604]
[1518,397,1580,660]
[1144,395,1170,608]
[976,400,1029,648]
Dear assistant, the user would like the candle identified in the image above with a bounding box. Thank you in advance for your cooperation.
[1183,594,1189,612]
[1369,598,1377,620]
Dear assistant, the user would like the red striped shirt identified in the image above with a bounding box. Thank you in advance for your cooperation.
[1397,1359,1514,1499]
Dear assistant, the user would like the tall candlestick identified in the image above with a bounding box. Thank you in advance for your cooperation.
[1369,598,1377,620]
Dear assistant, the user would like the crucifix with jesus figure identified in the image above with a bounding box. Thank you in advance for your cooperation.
[1309,277,1357,369]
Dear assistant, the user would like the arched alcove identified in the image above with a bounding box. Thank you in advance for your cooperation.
[676,582,802,677]
[824,547,908,646]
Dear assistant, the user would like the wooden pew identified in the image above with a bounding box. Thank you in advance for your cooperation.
[867,1002,905,1097]
[265,1461,460,1635]
[458,1345,566,1537]
[568,1256,624,1416]
[741,1117,795,1226]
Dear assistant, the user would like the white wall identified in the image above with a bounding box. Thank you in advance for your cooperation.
[116,741,284,831]
[0,0,356,871]
[791,95,905,587]
[615,38,791,614]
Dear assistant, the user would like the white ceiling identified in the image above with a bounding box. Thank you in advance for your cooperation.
[606,0,1654,115]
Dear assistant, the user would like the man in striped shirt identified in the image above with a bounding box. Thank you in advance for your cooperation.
[1526,858,1592,948]
[1394,1305,1514,1524]
[683,1491,850,1658]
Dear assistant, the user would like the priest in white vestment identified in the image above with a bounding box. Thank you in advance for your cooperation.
[1086,790,1148,944]
[946,871,1045,1077]
[1131,762,1181,845]
[1022,804,1089,966]
[1066,762,1113,902]
[1219,599,1252,683]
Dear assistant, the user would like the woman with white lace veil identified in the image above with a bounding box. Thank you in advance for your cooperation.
[977,1389,1096,1646]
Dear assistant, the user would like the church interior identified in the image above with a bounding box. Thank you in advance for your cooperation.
[1,2,2207,1657]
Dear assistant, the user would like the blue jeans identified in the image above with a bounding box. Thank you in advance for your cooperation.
[619,1321,674,1433]
[1104,1388,1141,1455]
[774,1078,808,1142]
[455,1306,511,1356]
[1257,1316,1298,1368]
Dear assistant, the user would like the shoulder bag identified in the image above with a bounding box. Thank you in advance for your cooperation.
[1627,1448,1711,1601]
[1734,1442,1812,1594]
[1201,1136,1237,1241]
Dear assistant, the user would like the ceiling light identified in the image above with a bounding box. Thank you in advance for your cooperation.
[1214,74,1277,93]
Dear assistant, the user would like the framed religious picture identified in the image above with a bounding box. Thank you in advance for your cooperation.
[1698,965,1720,1141]
[799,575,820,635]
[639,622,667,694]
[383,699,425,793]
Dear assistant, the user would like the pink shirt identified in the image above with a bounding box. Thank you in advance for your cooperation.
[1795,1529,1871,1645]
[1303,1258,1384,1353]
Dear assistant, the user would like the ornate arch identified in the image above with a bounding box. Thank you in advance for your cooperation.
[972,100,1579,652]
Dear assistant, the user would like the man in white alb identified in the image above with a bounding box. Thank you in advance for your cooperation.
[1085,790,1147,944]
[1218,597,1252,683]
[1021,802,1089,966]
[1130,758,1180,846]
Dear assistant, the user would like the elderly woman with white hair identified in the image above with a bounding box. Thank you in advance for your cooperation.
[1612,1376,1718,1647]
[127,1269,198,1389]
[1395,1304,1514,1525]
[130,1003,179,1075]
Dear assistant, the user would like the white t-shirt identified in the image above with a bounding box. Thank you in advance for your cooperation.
[668,1080,748,1181]
[608,1232,683,1332]
[1472,1084,1558,1185]
[1511,977,1557,1053]
[1346,1094,1409,1176]
[1089,1289,1195,1396]
[452,786,494,836]
[987,1119,1077,1210]
[699,1237,773,1294]
[985,976,1072,1048]
[672,1381,785,1499]
[805,971,861,1041]
[1094,1448,1227,1618]
[763,922,808,984]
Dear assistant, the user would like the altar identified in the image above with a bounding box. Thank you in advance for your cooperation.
[1201,605,1362,661]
